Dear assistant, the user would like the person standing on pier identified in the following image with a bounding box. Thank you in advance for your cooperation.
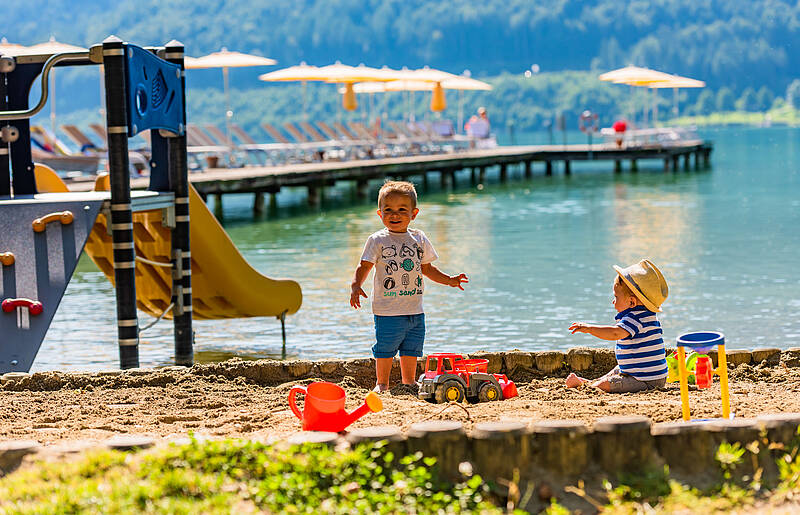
[349,181,469,393]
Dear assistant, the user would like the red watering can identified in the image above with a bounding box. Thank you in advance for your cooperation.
[288,381,383,432]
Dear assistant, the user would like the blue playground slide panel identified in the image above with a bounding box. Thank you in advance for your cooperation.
[125,44,185,137]
[0,199,103,373]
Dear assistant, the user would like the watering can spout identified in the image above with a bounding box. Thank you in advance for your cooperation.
[343,391,383,427]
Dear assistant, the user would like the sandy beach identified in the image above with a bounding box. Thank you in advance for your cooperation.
[2,352,799,447]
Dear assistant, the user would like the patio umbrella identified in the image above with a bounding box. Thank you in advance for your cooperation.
[261,62,401,112]
[646,75,705,120]
[185,48,276,151]
[0,38,28,55]
[600,66,676,127]
[599,66,674,84]
[350,74,492,125]
[319,63,402,111]
[9,37,89,137]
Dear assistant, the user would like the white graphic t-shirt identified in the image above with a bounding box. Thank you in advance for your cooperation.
[360,228,438,316]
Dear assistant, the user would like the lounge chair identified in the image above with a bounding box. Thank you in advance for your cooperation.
[464,119,497,149]
[203,123,266,166]
[315,121,341,141]
[261,123,292,145]
[298,121,327,143]
[228,123,296,165]
[60,124,104,152]
[88,122,150,155]
[387,121,427,154]
[283,122,310,144]
[30,125,102,176]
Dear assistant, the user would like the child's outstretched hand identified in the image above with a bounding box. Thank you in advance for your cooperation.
[448,273,469,290]
[350,286,368,309]
[569,322,590,334]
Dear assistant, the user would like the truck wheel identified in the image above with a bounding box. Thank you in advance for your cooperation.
[478,382,501,402]
[435,380,465,403]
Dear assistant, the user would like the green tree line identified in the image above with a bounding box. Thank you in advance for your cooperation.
[8,0,800,132]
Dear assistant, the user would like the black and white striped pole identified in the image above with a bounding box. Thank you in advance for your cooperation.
[0,56,10,197]
[102,35,140,369]
[164,40,193,366]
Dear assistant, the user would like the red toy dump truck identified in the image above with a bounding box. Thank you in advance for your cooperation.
[418,353,518,403]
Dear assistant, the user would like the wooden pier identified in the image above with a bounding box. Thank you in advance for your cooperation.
[67,140,712,215]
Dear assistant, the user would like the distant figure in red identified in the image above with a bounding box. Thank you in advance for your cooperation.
[612,119,627,148]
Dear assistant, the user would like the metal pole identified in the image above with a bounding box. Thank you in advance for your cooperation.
[652,88,658,127]
[302,80,307,121]
[673,87,679,119]
[165,40,194,366]
[223,66,233,165]
[98,65,106,120]
[102,35,139,369]
[457,89,463,134]
[50,69,56,137]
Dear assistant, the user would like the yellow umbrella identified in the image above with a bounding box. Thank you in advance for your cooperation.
[185,48,276,153]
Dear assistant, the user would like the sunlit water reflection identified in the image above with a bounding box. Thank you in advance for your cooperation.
[35,127,800,370]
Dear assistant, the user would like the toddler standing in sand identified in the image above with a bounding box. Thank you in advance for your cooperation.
[350,181,468,393]
[566,259,669,393]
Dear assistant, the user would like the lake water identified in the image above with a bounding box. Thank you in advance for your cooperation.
[34,126,800,371]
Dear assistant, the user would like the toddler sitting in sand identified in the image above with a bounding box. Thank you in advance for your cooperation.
[566,259,669,393]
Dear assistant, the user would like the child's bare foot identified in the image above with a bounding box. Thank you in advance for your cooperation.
[372,384,389,393]
[565,373,588,388]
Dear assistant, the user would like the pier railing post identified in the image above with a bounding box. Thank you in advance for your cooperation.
[102,36,139,369]
[164,40,193,366]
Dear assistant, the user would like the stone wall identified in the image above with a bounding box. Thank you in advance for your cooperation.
[1,346,793,391]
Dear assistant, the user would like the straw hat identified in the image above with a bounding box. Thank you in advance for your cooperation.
[613,259,668,312]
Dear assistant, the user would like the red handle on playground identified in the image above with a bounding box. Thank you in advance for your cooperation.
[1,298,44,315]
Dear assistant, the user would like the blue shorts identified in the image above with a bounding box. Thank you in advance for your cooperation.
[372,314,426,358]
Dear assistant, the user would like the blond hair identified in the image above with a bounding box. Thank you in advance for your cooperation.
[378,180,417,208]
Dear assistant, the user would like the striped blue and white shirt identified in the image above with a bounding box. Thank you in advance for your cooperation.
[614,307,668,381]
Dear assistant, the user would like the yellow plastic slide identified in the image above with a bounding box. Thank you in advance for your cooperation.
[34,164,302,320]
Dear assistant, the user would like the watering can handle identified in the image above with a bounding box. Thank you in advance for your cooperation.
[288,385,306,420]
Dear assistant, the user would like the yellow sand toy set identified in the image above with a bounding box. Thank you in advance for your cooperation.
[669,331,731,421]
[0,37,300,373]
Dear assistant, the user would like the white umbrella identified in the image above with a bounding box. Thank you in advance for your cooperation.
[646,75,706,120]
[185,48,277,152]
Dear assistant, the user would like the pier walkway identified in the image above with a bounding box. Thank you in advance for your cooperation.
[67,140,712,214]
